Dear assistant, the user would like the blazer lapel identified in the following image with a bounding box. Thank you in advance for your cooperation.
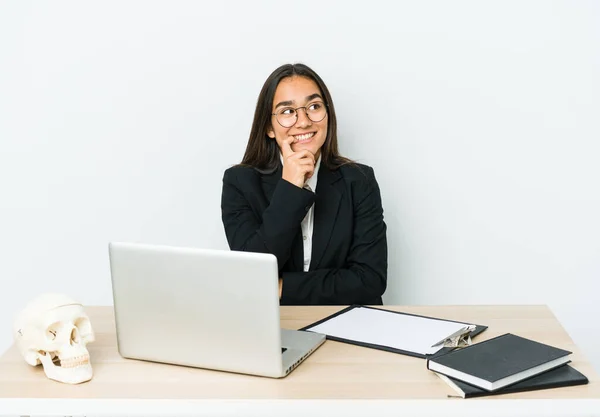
[310,166,344,270]
[260,164,304,272]
[260,164,281,202]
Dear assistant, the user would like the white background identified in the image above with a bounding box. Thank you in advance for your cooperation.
[1,0,599,373]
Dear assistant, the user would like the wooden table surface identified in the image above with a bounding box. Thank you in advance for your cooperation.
[1,305,599,416]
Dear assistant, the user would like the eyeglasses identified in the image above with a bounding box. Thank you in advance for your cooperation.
[272,101,328,128]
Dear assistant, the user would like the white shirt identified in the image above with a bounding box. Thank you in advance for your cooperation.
[280,153,321,272]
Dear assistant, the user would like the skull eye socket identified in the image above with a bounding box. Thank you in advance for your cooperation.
[46,323,60,341]
[75,317,92,338]
[70,327,81,344]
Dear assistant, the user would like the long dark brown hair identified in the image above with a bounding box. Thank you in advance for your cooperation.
[240,63,352,172]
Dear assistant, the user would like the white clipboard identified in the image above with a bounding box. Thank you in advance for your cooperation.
[301,305,487,357]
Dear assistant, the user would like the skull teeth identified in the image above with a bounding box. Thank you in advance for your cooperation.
[59,355,90,368]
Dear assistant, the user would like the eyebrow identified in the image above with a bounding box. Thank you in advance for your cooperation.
[274,93,323,110]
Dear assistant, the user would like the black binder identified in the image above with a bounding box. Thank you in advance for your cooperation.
[300,305,488,359]
[436,364,588,398]
[426,333,573,391]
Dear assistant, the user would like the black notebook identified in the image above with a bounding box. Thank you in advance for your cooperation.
[426,333,572,391]
[435,364,588,398]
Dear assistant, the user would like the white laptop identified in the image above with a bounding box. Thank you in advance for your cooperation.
[108,242,325,378]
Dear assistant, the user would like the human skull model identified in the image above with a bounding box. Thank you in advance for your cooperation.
[13,293,95,384]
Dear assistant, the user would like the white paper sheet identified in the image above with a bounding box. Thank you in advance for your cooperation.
[307,307,472,355]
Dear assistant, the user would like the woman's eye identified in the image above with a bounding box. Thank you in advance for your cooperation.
[280,108,295,116]
[308,103,322,111]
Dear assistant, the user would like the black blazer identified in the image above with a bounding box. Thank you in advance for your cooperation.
[221,161,387,305]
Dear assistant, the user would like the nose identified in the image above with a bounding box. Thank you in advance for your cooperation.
[295,108,312,128]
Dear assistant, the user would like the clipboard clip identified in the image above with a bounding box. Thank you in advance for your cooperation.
[431,324,477,348]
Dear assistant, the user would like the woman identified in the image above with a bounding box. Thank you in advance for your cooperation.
[221,63,387,305]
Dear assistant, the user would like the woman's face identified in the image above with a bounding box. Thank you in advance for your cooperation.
[267,76,328,160]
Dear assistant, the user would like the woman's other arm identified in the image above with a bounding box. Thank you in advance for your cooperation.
[281,166,387,305]
[221,167,314,269]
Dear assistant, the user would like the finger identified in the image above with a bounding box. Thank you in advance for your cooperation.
[296,149,314,158]
[301,164,315,175]
[292,157,316,168]
[288,150,315,165]
[297,158,315,166]
[304,166,315,180]
[281,136,295,159]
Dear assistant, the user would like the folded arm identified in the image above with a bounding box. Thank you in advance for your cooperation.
[280,167,387,305]
[221,168,314,268]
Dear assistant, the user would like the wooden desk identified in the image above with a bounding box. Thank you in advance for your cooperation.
[1,305,599,416]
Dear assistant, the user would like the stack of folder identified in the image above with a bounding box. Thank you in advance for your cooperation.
[302,306,588,399]
[434,364,588,398]
[426,333,588,398]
